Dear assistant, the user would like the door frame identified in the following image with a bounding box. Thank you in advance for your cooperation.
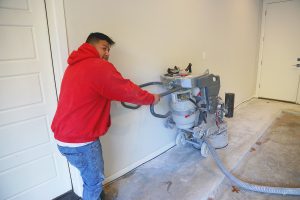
[255,0,300,104]
[44,0,83,196]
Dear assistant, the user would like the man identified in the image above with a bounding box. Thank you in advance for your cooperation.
[51,32,160,200]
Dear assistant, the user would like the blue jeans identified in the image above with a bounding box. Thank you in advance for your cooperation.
[58,140,104,200]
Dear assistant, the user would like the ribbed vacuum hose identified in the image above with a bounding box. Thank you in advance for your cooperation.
[203,138,300,196]
[121,82,163,109]
[149,87,182,118]
[121,81,182,117]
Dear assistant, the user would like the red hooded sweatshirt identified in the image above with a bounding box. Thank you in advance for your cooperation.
[51,43,154,143]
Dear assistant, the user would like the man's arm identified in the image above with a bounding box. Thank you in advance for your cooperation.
[153,94,160,105]
[95,62,160,105]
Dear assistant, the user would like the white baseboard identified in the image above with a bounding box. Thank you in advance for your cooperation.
[234,96,256,110]
[103,142,175,185]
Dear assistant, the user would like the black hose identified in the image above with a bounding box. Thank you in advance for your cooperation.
[139,82,163,87]
[149,87,183,118]
[189,98,207,123]
[121,81,183,118]
[121,82,163,110]
[150,105,171,118]
[188,98,199,108]
[121,102,141,109]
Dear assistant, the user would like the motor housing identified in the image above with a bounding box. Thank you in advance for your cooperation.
[161,66,229,155]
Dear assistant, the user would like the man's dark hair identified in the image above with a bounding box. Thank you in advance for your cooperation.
[86,32,115,45]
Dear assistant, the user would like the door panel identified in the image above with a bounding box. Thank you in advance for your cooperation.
[0,0,71,199]
[259,0,300,102]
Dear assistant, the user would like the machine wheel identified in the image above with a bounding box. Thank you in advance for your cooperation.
[200,142,209,157]
[175,131,187,146]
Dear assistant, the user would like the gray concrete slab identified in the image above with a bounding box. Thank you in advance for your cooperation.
[104,99,300,200]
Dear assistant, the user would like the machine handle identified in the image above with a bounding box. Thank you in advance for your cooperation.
[159,87,182,97]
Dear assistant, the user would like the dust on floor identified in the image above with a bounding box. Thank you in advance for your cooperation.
[103,100,300,200]
[214,110,300,200]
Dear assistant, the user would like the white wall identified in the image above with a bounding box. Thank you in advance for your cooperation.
[63,0,262,183]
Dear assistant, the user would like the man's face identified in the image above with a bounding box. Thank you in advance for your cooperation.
[93,40,111,60]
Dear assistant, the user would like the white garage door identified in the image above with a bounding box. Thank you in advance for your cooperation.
[0,0,72,199]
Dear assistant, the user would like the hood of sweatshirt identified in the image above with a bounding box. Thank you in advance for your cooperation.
[67,43,100,65]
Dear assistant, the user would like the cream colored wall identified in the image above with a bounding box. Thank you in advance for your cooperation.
[63,0,262,182]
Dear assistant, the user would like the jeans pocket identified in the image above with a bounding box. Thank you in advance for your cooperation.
[61,151,85,169]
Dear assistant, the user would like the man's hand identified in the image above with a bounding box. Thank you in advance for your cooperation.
[153,94,160,105]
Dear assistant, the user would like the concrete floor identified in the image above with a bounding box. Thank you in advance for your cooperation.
[104,99,300,200]
[214,110,300,200]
